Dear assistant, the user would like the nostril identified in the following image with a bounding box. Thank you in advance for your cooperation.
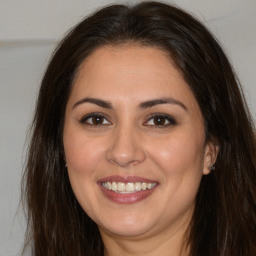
[107,157,142,167]
[105,128,146,167]
[106,146,146,167]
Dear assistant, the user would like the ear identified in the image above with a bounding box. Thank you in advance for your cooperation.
[203,141,219,175]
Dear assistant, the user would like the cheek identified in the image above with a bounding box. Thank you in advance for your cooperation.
[148,134,205,213]
[154,136,203,163]
[147,130,205,182]
[63,133,107,215]
[64,131,106,178]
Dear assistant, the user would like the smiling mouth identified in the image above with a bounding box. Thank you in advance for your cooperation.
[102,181,157,193]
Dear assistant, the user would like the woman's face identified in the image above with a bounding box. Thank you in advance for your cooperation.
[63,45,216,239]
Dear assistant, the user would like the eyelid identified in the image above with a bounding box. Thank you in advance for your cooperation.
[79,112,176,128]
[144,113,177,127]
[80,112,112,125]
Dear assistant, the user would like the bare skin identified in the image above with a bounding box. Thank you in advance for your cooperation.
[63,44,218,256]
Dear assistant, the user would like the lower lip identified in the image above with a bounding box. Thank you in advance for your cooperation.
[99,185,158,204]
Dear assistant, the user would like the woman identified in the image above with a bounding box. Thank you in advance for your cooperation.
[22,1,256,255]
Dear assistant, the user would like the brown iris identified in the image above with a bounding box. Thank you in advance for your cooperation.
[153,116,167,125]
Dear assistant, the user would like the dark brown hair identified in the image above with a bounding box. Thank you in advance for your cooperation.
[22,1,256,255]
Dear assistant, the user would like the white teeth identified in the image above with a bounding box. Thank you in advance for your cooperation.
[117,182,126,192]
[102,181,157,193]
[135,182,142,191]
[141,182,147,190]
[107,182,112,190]
[112,182,117,191]
[147,183,153,189]
[126,182,135,192]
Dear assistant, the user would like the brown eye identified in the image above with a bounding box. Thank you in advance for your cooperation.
[91,116,104,125]
[153,116,167,125]
[145,114,176,127]
[81,114,111,126]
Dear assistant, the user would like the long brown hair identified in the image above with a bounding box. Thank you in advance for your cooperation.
[22,2,256,255]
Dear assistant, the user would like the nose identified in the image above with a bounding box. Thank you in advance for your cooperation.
[106,124,146,167]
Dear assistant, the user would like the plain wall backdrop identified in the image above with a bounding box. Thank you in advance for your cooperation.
[0,0,255,255]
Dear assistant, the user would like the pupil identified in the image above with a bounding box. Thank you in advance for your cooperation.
[154,116,165,125]
[92,116,102,124]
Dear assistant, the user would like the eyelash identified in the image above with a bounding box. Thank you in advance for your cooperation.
[144,113,177,128]
[80,113,111,126]
[80,113,177,128]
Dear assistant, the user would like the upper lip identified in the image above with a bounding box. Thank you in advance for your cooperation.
[98,175,158,184]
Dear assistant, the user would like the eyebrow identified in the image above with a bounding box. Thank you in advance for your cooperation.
[72,97,113,109]
[72,97,187,111]
[138,98,187,111]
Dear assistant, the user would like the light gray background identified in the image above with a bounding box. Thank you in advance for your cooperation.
[0,0,255,255]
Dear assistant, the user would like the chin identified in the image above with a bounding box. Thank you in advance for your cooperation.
[96,211,158,238]
[99,223,153,238]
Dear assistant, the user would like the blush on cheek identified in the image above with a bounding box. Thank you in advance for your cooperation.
[151,140,203,178]
[67,153,95,176]
[66,139,106,177]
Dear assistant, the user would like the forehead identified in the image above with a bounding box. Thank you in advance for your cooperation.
[76,44,175,81]
[69,44,199,110]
